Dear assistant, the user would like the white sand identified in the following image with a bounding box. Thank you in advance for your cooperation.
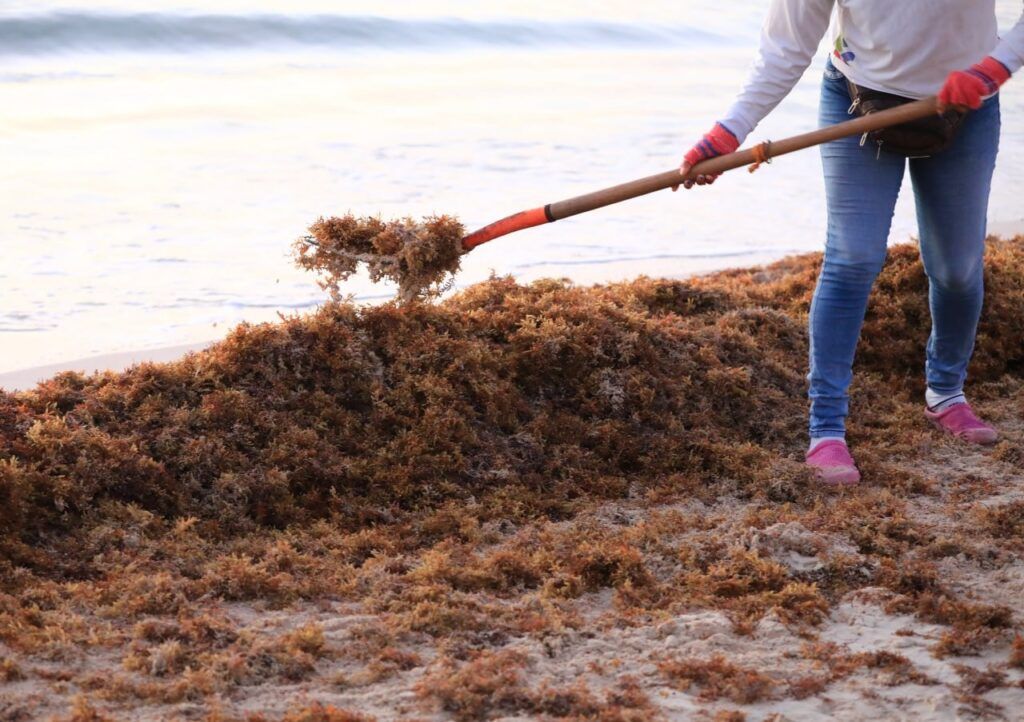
[989,218,1024,238]
[0,341,213,392]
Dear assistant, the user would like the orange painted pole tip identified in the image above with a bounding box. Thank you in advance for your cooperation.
[461,205,554,251]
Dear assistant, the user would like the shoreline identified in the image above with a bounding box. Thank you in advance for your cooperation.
[0,341,214,393]
[3,225,1022,394]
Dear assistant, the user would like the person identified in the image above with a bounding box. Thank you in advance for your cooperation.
[677,1,1024,485]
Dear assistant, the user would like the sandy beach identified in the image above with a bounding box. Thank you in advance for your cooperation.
[4,240,1024,721]
[989,218,1024,238]
[5,3,1024,719]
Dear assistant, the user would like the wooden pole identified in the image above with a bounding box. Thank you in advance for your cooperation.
[462,97,939,251]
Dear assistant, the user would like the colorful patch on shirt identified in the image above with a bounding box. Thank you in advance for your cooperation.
[833,35,856,64]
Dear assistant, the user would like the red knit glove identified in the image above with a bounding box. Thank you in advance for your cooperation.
[938,56,1011,111]
[673,122,740,191]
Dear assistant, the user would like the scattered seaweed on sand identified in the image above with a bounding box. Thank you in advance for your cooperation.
[1010,634,1024,668]
[294,214,465,302]
[3,238,1024,719]
[657,654,777,703]
[415,650,657,721]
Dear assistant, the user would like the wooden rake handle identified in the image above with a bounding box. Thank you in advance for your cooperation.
[462,96,939,251]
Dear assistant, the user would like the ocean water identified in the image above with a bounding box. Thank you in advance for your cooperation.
[2,1,1022,372]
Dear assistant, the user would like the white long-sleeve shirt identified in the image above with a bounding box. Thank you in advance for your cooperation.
[721,0,1024,144]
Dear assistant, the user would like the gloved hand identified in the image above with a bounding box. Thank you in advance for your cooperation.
[938,56,1011,112]
[673,122,740,191]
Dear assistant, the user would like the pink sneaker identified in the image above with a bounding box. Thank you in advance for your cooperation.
[805,440,861,486]
[924,403,998,445]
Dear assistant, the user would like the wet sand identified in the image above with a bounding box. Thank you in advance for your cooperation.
[0,341,213,392]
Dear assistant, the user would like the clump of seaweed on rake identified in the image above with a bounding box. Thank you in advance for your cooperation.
[295,214,466,303]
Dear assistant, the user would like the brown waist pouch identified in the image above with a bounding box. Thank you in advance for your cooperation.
[845,77,965,158]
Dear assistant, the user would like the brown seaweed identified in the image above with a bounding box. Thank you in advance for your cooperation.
[293,214,465,303]
[3,237,1024,719]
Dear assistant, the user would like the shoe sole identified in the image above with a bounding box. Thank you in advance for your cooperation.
[812,466,861,487]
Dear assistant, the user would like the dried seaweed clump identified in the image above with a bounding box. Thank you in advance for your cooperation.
[657,654,777,703]
[294,214,465,303]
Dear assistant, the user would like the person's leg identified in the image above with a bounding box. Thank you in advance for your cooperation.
[909,96,1000,402]
[909,95,1000,443]
[810,62,907,442]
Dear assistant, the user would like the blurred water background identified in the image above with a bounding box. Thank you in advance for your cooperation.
[2,1,1022,371]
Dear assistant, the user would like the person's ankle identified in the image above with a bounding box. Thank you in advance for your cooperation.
[925,387,966,413]
[808,435,845,454]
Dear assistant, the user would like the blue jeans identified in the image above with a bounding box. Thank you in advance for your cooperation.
[809,59,1000,438]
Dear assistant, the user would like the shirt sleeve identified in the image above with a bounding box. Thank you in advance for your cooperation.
[719,0,835,144]
[991,4,1024,74]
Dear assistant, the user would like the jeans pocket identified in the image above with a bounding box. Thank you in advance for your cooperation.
[823,57,844,82]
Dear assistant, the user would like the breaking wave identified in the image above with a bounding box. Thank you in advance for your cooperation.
[1,11,722,56]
